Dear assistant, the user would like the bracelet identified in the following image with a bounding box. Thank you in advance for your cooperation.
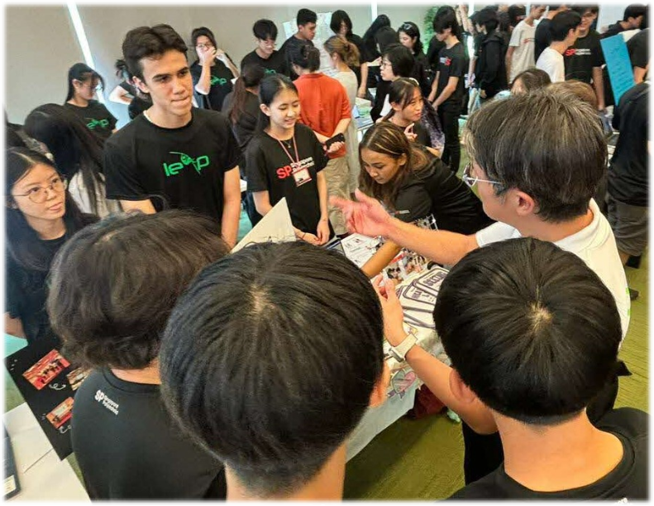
[301,232,306,239]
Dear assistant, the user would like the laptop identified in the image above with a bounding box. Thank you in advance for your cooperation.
[0,416,20,504]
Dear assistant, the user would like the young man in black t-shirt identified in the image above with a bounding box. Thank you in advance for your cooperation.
[608,82,649,271]
[428,7,467,173]
[240,19,289,77]
[379,238,647,500]
[627,28,649,83]
[565,5,605,109]
[600,4,647,39]
[104,24,241,247]
[279,8,317,80]
[47,211,230,500]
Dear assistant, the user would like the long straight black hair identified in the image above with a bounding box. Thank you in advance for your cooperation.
[6,148,92,272]
[23,104,106,215]
[65,62,105,102]
[228,64,265,125]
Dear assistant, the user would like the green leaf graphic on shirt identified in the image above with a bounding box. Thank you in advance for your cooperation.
[264,68,277,75]
[163,152,210,177]
[86,118,110,130]
[210,76,228,86]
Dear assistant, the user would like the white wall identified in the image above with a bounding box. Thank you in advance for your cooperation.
[6,6,84,124]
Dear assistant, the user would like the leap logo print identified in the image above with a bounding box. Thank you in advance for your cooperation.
[264,68,277,75]
[163,151,210,177]
[210,75,228,86]
[86,118,110,130]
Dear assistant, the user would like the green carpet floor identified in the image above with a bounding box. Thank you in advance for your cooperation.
[344,253,649,499]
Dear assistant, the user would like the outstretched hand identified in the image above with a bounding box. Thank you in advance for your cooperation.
[329,189,393,239]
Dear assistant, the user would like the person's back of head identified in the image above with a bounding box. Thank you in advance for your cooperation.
[47,210,229,371]
[122,24,187,81]
[159,241,387,499]
[363,14,391,44]
[324,35,360,68]
[463,86,606,222]
[477,7,500,32]
[253,19,278,41]
[508,4,527,27]
[289,43,321,72]
[383,43,415,78]
[297,8,317,27]
[375,26,400,54]
[549,79,598,109]
[510,67,552,93]
[228,64,265,125]
[330,10,353,36]
[549,10,582,42]
[435,237,622,425]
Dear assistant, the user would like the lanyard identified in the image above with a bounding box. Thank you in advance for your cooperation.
[277,134,300,167]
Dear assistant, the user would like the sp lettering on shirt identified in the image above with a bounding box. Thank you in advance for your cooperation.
[163,151,211,177]
[565,48,577,57]
[440,56,452,66]
[570,48,592,56]
[95,389,120,415]
[86,118,110,130]
[210,76,228,86]
[275,156,315,180]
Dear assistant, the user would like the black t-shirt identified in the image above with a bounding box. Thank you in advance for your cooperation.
[601,21,627,39]
[534,18,552,62]
[104,108,240,220]
[0,123,25,151]
[118,82,151,120]
[222,90,260,176]
[451,408,648,500]
[190,60,235,112]
[245,123,327,233]
[279,35,314,81]
[346,33,366,87]
[64,100,117,140]
[240,49,289,76]
[608,82,649,206]
[5,214,97,346]
[394,157,493,234]
[71,369,226,499]
[413,121,431,148]
[436,42,467,110]
[509,3,527,27]
[564,30,604,83]
[628,29,649,69]
[427,37,446,73]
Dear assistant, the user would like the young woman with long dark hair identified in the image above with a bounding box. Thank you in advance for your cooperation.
[24,103,120,217]
[5,148,97,346]
[64,63,117,140]
[245,74,331,245]
[357,122,492,277]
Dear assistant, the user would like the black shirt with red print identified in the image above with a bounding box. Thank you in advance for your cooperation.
[564,30,604,84]
[435,42,467,111]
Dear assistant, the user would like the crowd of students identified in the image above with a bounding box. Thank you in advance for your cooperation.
[4,3,649,501]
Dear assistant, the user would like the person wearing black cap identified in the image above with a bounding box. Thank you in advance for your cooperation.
[64,63,117,141]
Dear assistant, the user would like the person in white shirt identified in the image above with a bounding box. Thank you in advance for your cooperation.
[332,85,631,485]
[537,10,582,82]
[506,4,547,82]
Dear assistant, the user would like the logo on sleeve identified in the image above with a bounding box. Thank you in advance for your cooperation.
[86,118,110,130]
[163,151,211,177]
[210,75,228,86]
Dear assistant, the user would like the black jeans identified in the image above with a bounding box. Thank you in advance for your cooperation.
[461,366,625,484]
[437,106,461,173]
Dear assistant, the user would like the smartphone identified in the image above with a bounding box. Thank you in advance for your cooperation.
[324,133,345,149]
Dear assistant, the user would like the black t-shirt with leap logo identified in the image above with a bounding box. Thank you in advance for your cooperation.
[190,60,235,112]
[72,369,226,499]
[245,123,327,233]
[450,408,648,500]
[64,100,117,140]
[564,30,604,84]
[104,108,240,221]
[436,42,467,111]
[240,50,289,76]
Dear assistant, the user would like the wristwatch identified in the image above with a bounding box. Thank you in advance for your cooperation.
[389,334,418,362]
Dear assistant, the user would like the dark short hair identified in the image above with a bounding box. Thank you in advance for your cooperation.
[47,210,229,370]
[330,10,353,36]
[433,6,462,39]
[463,87,606,222]
[382,43,415,78]
[122,24,188,81]
[508,4,527,26]
[191,26,218,50]
[289,43,321,72]
[571,4,599,16]
[477,7,500,31]
[510,67,552,91]
[624,4,647,21]
[435,238,622,425]
[297,8,317,26]
[159,242,385,497]
[549,10,582,41]
[253,19,278,40]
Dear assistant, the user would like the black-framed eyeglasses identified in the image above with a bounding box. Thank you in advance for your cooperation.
[12,176,68,203]
[462,163,503,189]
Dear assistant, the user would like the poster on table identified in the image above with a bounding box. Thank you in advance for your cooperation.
[600,34,636,105]
[232,198,296,252]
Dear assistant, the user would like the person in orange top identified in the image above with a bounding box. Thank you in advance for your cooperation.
[290,44,352,236]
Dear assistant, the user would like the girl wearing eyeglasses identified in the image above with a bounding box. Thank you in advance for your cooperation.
[64,63,117,141]
[5,148,98,347]
[190,27,240,112]
[357,122,492,278]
